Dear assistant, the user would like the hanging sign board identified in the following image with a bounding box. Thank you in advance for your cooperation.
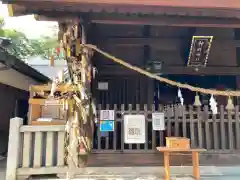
[152,112,165,131]
[100,110,114,121]
[98,82,108,90]
[187,36,213,67]
[100,120,114,132]
[124,115,145,144]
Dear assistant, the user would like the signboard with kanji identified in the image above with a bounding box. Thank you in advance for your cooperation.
[124,115,146,144]
[187,36,213,67]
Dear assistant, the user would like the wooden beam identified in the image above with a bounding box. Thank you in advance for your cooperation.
[4,0,240,10]
[91,14,240,28]
[33,12,240,28]
[103,37,240,48]
[104,38,181,48]
[98,65,240,75]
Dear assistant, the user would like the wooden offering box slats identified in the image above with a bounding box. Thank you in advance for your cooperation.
[166,137,190,149]
[28,84,71,125]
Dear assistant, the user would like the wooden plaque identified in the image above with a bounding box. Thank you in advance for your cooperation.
[187,36,213,67]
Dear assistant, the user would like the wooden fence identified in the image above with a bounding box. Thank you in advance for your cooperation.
[6,104,240,179]
[94,104,240,152]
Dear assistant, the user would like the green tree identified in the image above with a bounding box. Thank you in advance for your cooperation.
[0,17,59,60]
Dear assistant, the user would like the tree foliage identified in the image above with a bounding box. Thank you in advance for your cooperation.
[0,17,59,60]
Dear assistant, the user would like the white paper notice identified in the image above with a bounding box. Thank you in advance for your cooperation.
[152,112,165,131]
[100,110,115,121]
[124,115,145,144]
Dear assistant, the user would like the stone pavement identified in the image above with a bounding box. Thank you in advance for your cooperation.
[1,159,240,180]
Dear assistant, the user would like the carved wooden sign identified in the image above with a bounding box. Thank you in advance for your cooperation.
[187,36,213,67]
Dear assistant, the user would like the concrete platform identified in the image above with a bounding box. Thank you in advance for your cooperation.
[1,156,240,180]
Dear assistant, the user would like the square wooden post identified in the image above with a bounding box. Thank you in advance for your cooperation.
[6,117,23,180]
[164,152,170,180]
[192,151,200,180]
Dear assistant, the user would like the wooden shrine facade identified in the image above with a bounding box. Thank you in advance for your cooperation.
[3,0,240,169]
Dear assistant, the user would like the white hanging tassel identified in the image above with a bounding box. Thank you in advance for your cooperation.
[194,93,202,106]
[49,81,57,97]
[58,70,64,83]
[178,88,184,105]
[210,94,218,114]
[226,96,234,110]
[92,66,98,79]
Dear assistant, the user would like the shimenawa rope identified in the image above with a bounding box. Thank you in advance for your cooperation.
[82,44,240,97]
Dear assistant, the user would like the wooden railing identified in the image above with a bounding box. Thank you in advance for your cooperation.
[6,118,66,180]
[5,104,240,179]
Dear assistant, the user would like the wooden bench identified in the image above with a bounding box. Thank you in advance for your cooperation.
[157,147,206,180]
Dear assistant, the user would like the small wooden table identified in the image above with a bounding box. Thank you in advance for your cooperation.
[157,147,206,180]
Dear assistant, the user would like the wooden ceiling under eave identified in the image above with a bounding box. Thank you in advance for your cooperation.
[3,0,240,27]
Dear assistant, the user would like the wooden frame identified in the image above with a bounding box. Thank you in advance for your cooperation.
[4,0,240,10]
[28,85,75,125]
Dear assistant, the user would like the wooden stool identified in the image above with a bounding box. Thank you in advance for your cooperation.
[157,147,206,180]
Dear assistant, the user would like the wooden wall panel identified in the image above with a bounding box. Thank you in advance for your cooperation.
[0,83,28,132]
[195,28,237,66]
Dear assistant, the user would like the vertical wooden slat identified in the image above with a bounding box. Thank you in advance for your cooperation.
[204,106,211,149]
[235,106,240,149]
[166,105,172,137]
[140,77,145,105]
[182,105,187,137]
[33,132,43,167]
[57,131,65,166]
[45,132,54,166]
[151,104,156,150]
[121,104,125,151]
[227,110,234,149]
[128,104,133,150]
[97,104,102,150]
[189,105,195,148]
[212,113,219,149]
[159,104,164,146]
[197,106,203,148]
[144,104,148,150]
[174,104,179,136]
[220,105,226,149]
[105,104,110,150]
[113,104,117,150]
[136,104,141,150]
[22,132,32,168]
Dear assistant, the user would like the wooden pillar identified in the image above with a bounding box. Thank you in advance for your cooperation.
[60,19,95,172]
[6,117,23,180]
[78,21,94,166]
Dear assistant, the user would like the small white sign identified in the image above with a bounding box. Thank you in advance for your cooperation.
[124,115,145,144]
[152,112,165,131]
[100,110,114,120]
[98,82,108,90]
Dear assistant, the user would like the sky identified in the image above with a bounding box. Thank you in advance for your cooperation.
[0,2,58,39]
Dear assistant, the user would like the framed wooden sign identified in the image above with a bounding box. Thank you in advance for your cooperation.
[187,36,213,67]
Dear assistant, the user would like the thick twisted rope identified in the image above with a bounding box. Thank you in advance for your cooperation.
[82,44,240,97]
